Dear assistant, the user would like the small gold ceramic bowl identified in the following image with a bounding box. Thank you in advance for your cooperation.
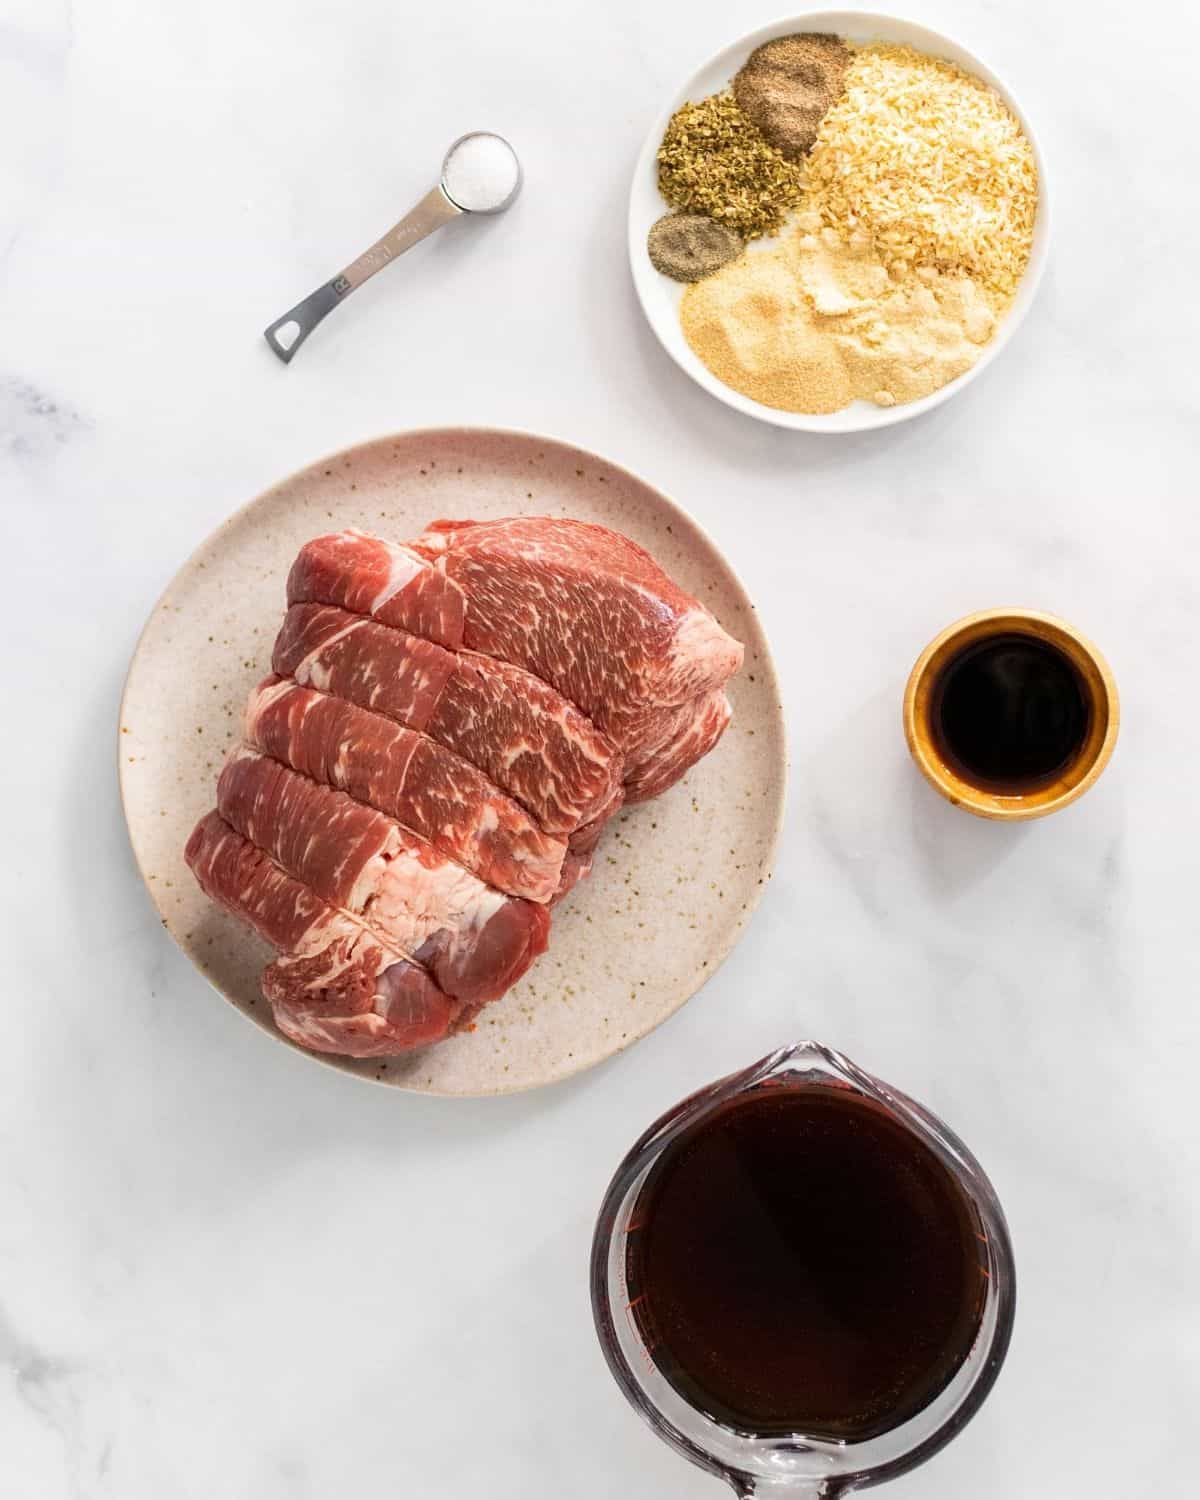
[903,609,1119,821]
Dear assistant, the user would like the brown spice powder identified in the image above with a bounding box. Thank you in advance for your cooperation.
[733,33,851,159]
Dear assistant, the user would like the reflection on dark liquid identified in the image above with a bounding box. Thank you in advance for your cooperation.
[625,1084,988,1442]
[931,633,1090,791]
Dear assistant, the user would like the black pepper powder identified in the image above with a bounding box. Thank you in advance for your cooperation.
[648,213,743,283]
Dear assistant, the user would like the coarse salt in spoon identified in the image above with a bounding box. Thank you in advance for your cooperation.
[264,131,522,364]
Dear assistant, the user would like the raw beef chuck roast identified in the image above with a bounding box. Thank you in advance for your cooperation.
[413,517,744,799]
[287,529,465,647]
[185,516,743,1059]
[272,603,622,837]
[243,676,567,902]
[186,812,466,1058]
[216,748,549,1007]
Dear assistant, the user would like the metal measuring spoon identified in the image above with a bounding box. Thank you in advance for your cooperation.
[263,131,522,363]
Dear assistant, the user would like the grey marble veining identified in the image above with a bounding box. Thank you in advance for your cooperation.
[2,0,1198,1496]
[1,376,85,457]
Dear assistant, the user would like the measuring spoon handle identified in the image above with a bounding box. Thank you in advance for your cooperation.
[263,185,462,363]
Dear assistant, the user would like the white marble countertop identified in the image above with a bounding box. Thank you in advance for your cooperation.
[3,0,1198,1494]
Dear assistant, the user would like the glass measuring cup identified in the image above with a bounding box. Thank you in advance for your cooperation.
[590,1042,1015,1498]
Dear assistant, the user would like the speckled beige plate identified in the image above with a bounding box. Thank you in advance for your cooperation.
[119,429,786,1095]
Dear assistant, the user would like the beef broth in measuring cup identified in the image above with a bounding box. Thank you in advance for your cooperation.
[624,1083,988,1442]
[591,1044,1015,1497]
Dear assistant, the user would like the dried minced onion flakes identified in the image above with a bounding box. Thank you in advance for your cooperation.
[802,44,1038,305]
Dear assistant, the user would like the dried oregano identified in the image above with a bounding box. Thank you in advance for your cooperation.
[657,93,804,240]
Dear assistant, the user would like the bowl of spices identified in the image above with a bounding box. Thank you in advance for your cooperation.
[629,12,1049,431]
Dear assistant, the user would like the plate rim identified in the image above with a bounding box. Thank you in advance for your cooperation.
[628,8,1052,433]
[118,425,788,1096]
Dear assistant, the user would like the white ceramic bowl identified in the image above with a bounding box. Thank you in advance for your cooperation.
[629,10,1051,433]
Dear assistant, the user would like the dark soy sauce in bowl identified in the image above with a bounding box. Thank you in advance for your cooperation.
[930,633,1091,791]
[624,1084,988,1443]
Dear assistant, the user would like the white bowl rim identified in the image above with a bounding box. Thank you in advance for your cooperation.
[628,9,1052,434]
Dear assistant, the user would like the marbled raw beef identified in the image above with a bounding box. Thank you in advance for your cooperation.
[243,676,566,903]
[287,529,465,648]
[413,517,742,801]
[272,602,622,838]
[185,811,464,1058]
[216,747,549,1005]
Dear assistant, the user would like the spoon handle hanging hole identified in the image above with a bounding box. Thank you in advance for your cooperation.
[262,185,460,363]
[263,280,348,364]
